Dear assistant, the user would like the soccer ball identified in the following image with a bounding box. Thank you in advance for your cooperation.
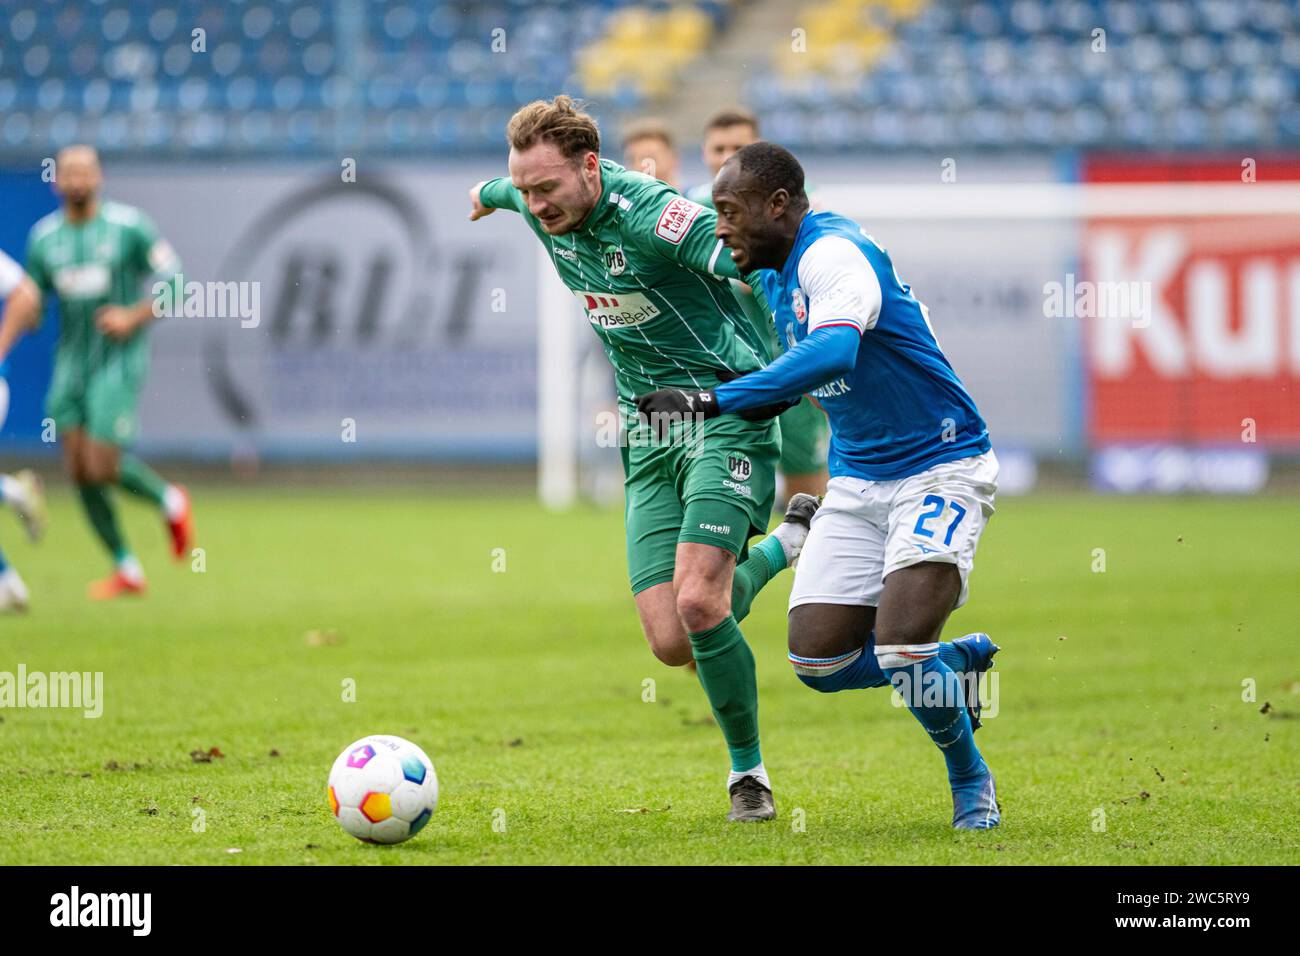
[327,734,438,844]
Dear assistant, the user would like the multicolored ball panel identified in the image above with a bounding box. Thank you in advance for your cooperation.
[360,791,392,823]
[401,754,427,784]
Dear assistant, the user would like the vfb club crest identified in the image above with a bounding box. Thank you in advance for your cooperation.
[604,245,626,276]
[727,453,752,481]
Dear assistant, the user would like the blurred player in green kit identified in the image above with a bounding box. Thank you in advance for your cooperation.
[686,109,830,501]
[0,145,194,600]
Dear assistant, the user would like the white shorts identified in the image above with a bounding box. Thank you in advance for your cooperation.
[789,450,998,611]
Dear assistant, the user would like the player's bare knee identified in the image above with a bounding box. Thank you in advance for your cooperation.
[641,613,693,667]
[634,585,692,666]
[84,459,117,485]
[648,633,693,668]
[786,603,875,692]
[873,620,938,647]
[874,605,948,646]
[786,604,870,658]
[62,449,85,483]
[674,581,728,634]
[785,607,821,660]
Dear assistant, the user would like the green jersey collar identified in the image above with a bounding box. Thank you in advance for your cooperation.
[575,158,628,235]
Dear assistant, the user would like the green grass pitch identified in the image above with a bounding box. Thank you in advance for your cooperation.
[0,485,1296,865]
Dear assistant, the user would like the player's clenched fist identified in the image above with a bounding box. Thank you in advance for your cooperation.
[468,181,494,221]
[633,388,720,440]
[95,304,141,340]
[636,380,799,439]
[634,384,795,435]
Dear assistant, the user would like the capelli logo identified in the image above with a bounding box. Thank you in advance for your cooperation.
[49,886,151,936]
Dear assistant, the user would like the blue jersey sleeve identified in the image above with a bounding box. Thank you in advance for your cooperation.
[713,324,860,414]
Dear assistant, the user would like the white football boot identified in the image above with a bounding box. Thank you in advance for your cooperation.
[8,469,47,542]
[770,492,820,566]
[0,567,30,612]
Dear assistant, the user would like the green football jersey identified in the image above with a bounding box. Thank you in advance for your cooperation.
[685,183,781,359]
[480,160,772,402]
[24,199,181,375]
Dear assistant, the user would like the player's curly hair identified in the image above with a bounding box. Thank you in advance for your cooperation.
[733,141,807,203]
[506,95,601,160]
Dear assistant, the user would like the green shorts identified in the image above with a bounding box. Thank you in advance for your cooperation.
[46,352,145,447]
[622,412,779,594]
[777,395,829,477]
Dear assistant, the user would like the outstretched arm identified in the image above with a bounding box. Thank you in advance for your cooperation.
[718,234,883,412]
[470,178,526,219]
[714,325,860,413]
[631,328,853,437]
[0,276,41,364]
[633,325,857,434]
[634,234,881,430]
[0,245,44,364]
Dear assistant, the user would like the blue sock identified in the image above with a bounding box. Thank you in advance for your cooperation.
[876,643,985,784]
[791,630,971,693]
[0,545,8,573]
[790,644,889,691]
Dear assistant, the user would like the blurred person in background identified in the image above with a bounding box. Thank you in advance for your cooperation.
[688,109,830,504]
[0,249,47,611]
[0,145,194,601]
[621,118,682,189]
[686,109,762,206]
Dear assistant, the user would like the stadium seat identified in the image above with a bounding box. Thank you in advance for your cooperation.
[752,0,1298,151]
[0,0,1292,157]
[0,0,734,157]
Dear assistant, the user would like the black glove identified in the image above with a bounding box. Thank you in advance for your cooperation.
[633,388,720,441]
[714,370,801,422]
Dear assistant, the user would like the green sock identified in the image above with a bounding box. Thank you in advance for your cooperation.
[689,615,761,772]
[731,535,786,623]
[117,453,168,509]
[78,483,129,562]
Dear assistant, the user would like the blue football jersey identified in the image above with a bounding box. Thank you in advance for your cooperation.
[756,211,990,481]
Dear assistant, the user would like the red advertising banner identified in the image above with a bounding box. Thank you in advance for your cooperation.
[1082,156,1300,449]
